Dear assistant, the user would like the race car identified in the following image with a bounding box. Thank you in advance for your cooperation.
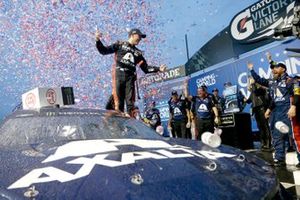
[0,106,288,199]
[0,87,289,199]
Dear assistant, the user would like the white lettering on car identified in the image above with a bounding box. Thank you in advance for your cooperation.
[8,139,237,189]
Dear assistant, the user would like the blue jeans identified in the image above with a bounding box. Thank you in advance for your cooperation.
[269,105,291,161]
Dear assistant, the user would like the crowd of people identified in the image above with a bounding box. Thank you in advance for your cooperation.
[140,83,224,141]
[95,27,300,168]
[128,55,300,169]
[247,52,300,167]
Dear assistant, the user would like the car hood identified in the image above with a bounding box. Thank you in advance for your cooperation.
[0,138,278,199]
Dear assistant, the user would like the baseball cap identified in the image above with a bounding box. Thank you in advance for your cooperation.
[171,90,178,95]
[199,85,207,91]
[212,88,219,92]
[274,63,287,71]
[129,28,146,38]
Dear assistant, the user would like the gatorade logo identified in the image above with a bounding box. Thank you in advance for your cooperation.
[230,0,295,43]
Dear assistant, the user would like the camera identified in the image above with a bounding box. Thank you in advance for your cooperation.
[274,5,300,38]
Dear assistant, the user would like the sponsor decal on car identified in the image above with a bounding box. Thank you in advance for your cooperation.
[8,139,237,189]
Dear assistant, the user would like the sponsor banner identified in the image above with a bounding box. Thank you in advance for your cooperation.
[188,39,300,130]
[230,0,296,43]
[185,0,296,75]
[189,40,300,97]
[139,65,186,86]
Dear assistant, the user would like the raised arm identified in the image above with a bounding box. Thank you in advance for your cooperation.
[95,29,119,55]
[247,62,269,87]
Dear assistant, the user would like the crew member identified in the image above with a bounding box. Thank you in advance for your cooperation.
[245,76,271,151]
[168,91,190,138]
[248,62,295,167]
[211,88,224,116]
[144,101,161,130]
[191,85,220,140]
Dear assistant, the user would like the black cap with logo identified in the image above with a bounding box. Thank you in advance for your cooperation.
[171,90,178,95]
[275,63,287,71]
[129,28,146,38]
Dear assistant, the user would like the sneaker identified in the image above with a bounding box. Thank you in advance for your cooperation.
[274,160,286,167]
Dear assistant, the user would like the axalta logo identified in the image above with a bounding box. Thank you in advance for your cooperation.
[8,139,237,189]
[230,0,295,43]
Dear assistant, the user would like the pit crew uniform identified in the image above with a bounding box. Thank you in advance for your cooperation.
[145,107,161,130]
[168,98,188,138]
[250,69,293,164]
[191,95,215,140]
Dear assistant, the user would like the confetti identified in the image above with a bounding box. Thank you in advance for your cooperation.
[0,0,166,115]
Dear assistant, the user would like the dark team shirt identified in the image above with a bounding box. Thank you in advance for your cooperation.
[246,84,269,110]
[96,40,160,74]
[192,95,215,119]
[145,108,161,128]
[168,99,187,121]
[251,70,293,108]
[211,95,224,113]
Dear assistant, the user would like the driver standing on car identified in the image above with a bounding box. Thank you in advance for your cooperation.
[95,28,167,116]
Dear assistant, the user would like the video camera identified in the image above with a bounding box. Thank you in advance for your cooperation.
[274,5,300,38]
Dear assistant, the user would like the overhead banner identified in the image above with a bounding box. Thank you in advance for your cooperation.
[189,40,300,97]
[230,0,296,43]
[185,0,297,75]
[139,65,186,86]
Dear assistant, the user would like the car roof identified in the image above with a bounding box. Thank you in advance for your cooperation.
[2,107,126,121]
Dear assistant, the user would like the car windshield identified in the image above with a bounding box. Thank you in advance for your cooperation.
[0,110,162,147]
